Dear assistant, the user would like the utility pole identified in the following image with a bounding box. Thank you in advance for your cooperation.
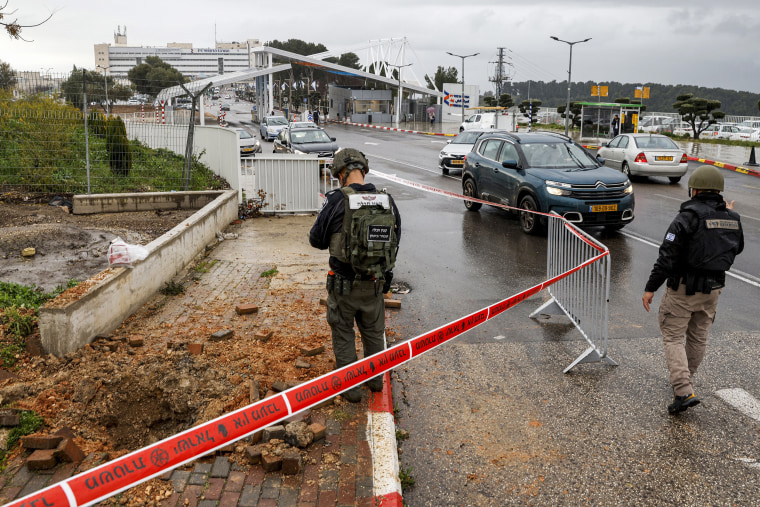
[388,62,412,127]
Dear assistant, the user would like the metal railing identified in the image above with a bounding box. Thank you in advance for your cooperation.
[239,155,322,214]
[530,213,616,373]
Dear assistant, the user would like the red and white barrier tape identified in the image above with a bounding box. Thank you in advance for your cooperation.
[6,175,605,507]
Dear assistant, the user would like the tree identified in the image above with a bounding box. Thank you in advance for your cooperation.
[672,93,725,138]
[425,66,457,91]
[1,1,54,40]
[557,102,583,129]
[324,52,361,70]
[498,93,514,109]
[0,60,15,90]
[106,116,132,176]
[518,99,542,124]
[127,56,186,97]
[60,66,109,110]
[482,96,497,107]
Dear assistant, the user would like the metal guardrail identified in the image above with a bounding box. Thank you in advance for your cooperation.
[239,155,321,214]
[530,213,616,373]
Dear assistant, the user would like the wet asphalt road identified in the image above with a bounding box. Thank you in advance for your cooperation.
[309,124,760,506]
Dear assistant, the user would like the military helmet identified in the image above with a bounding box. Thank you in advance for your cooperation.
[331,148,368,177]
[688,165,724,192]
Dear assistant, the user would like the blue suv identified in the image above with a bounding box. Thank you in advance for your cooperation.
[462,132,634,234]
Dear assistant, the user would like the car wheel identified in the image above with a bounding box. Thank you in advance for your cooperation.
[519,195,544,235]
[463,179,481,211]
[442,166,450,175]
[621,162,631,177]
[668,176,681,184]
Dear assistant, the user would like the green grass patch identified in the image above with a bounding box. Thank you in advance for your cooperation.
[194,260,218,273]
[159,281,185,296]
[399,467,415,490]
[0,409,44,470]
[260,267,278,278]
[332,408,352,422]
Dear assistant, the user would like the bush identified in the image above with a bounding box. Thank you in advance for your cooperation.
[106,115,132,176]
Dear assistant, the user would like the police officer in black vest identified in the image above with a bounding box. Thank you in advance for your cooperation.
[309,148,401,403]
[642,165,743,414]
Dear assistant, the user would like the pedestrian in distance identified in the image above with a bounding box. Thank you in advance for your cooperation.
[642,165,743,415]
[309,148,401,403]
[313,109,320,125]
[430,113,435,126]
[611,114,620,137]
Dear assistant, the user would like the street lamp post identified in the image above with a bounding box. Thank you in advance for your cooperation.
[96,65,112,116]
[447,51,479,126]
[550,36,591,136]
[388,63,412,127]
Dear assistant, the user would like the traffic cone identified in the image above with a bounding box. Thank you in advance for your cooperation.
[746,146,759,167]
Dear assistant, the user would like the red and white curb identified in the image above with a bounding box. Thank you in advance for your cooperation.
[369,372,403,506]
[687,156,760,178]
[329,120,455,137]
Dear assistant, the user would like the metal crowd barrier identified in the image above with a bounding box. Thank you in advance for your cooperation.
[530,212,616,373]
[239,155,321,214]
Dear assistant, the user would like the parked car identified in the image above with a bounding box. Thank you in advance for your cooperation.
[220,103,231,112]
[597,134,688,183]
[459,112,509,132]
[729,126,760,142]
[439,129,506,174]
[273,126,338,171]
[740,120,760,130]
[259,116,288,141]
[699,124,740,139]
[638,115,675,133]
[462,132,634,234]
[235,128,262,157]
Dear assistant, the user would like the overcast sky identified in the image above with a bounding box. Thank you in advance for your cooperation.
[3,0,760,95]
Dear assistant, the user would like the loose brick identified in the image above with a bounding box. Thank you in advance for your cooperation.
[284,410,312,425]
[54,438,85,463]
[261,453,282,472]
[210,329,234,342]
[235,304,259,315]
[188,343,204,355]
[245,445,261,465]
[308,423,326,442]
[26,449,57,471]
[21,434,62,450]
[384,299,401,309]
[299,344,325,357]
[247,431,262,445]
[0,413,19,427]
[262,425,285,442]
[271,381,288,392]
[54,426,76,441]
[281,450,302,475]
[254,329,274,342]
[295,357,311,369]
[128,335,144,347]
[249,379,260,403]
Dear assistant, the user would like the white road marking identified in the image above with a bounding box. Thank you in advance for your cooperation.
[431,140,446,144]
[735,457,760,470]
[365,142,379,145]
[493,335,506,340]
[621,232,760,288]
[716,388,760,423]
[367,153,460,181]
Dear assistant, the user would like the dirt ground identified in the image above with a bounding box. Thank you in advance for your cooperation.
[0,194,342,483]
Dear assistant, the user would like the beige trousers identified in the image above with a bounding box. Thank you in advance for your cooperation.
[658,284,721,397]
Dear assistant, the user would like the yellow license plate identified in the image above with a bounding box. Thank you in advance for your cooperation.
[451,159,464,165]
[655,156,673,161]
[590,204,617,212]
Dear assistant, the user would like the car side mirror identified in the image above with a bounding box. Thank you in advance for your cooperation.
[501,159,519,169]
[330,137,336,142]
[601,142,609,147]
[446,140,452,144]
[596,155,605,164]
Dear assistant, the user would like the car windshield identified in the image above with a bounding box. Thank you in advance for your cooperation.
[452,131,482,144]
[521,142,599,170]
[237,130,252,139]
[269,117,288,126]
[634,136,678,150]
[290,129,332,144]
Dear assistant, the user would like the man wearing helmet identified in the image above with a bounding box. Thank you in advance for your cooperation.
[642,165,743,414]
[309,148,401,403]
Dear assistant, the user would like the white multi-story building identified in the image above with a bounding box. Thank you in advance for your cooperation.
[94,27,260,77]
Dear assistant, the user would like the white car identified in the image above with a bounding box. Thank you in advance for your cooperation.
[638,115,674,133]
[439,130,501,174]
[729,126,760,142]
[740,120,760,130]
[699,124,740,139]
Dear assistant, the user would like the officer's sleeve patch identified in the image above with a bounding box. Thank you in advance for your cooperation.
[665,232,676,242]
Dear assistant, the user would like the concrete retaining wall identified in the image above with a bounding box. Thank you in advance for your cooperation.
[39,189,239,357]
[72,190,226,215]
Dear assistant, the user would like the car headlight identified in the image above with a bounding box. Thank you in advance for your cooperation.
[624,180,634,194]
[545,180,572,196]
[293,149,306,155]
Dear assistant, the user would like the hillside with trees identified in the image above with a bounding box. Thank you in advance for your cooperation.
[505,80,760,116]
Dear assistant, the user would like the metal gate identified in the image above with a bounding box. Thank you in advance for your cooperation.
[239,155,321,214]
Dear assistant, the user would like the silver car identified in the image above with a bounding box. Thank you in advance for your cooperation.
[597,134,688,184]
[438,129,506,174]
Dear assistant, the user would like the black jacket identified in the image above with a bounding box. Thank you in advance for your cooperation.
[645,192,743,294]
[309,182,401,279]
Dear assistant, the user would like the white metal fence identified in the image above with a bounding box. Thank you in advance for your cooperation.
[240,155,323,214]
[530,213,616,373]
